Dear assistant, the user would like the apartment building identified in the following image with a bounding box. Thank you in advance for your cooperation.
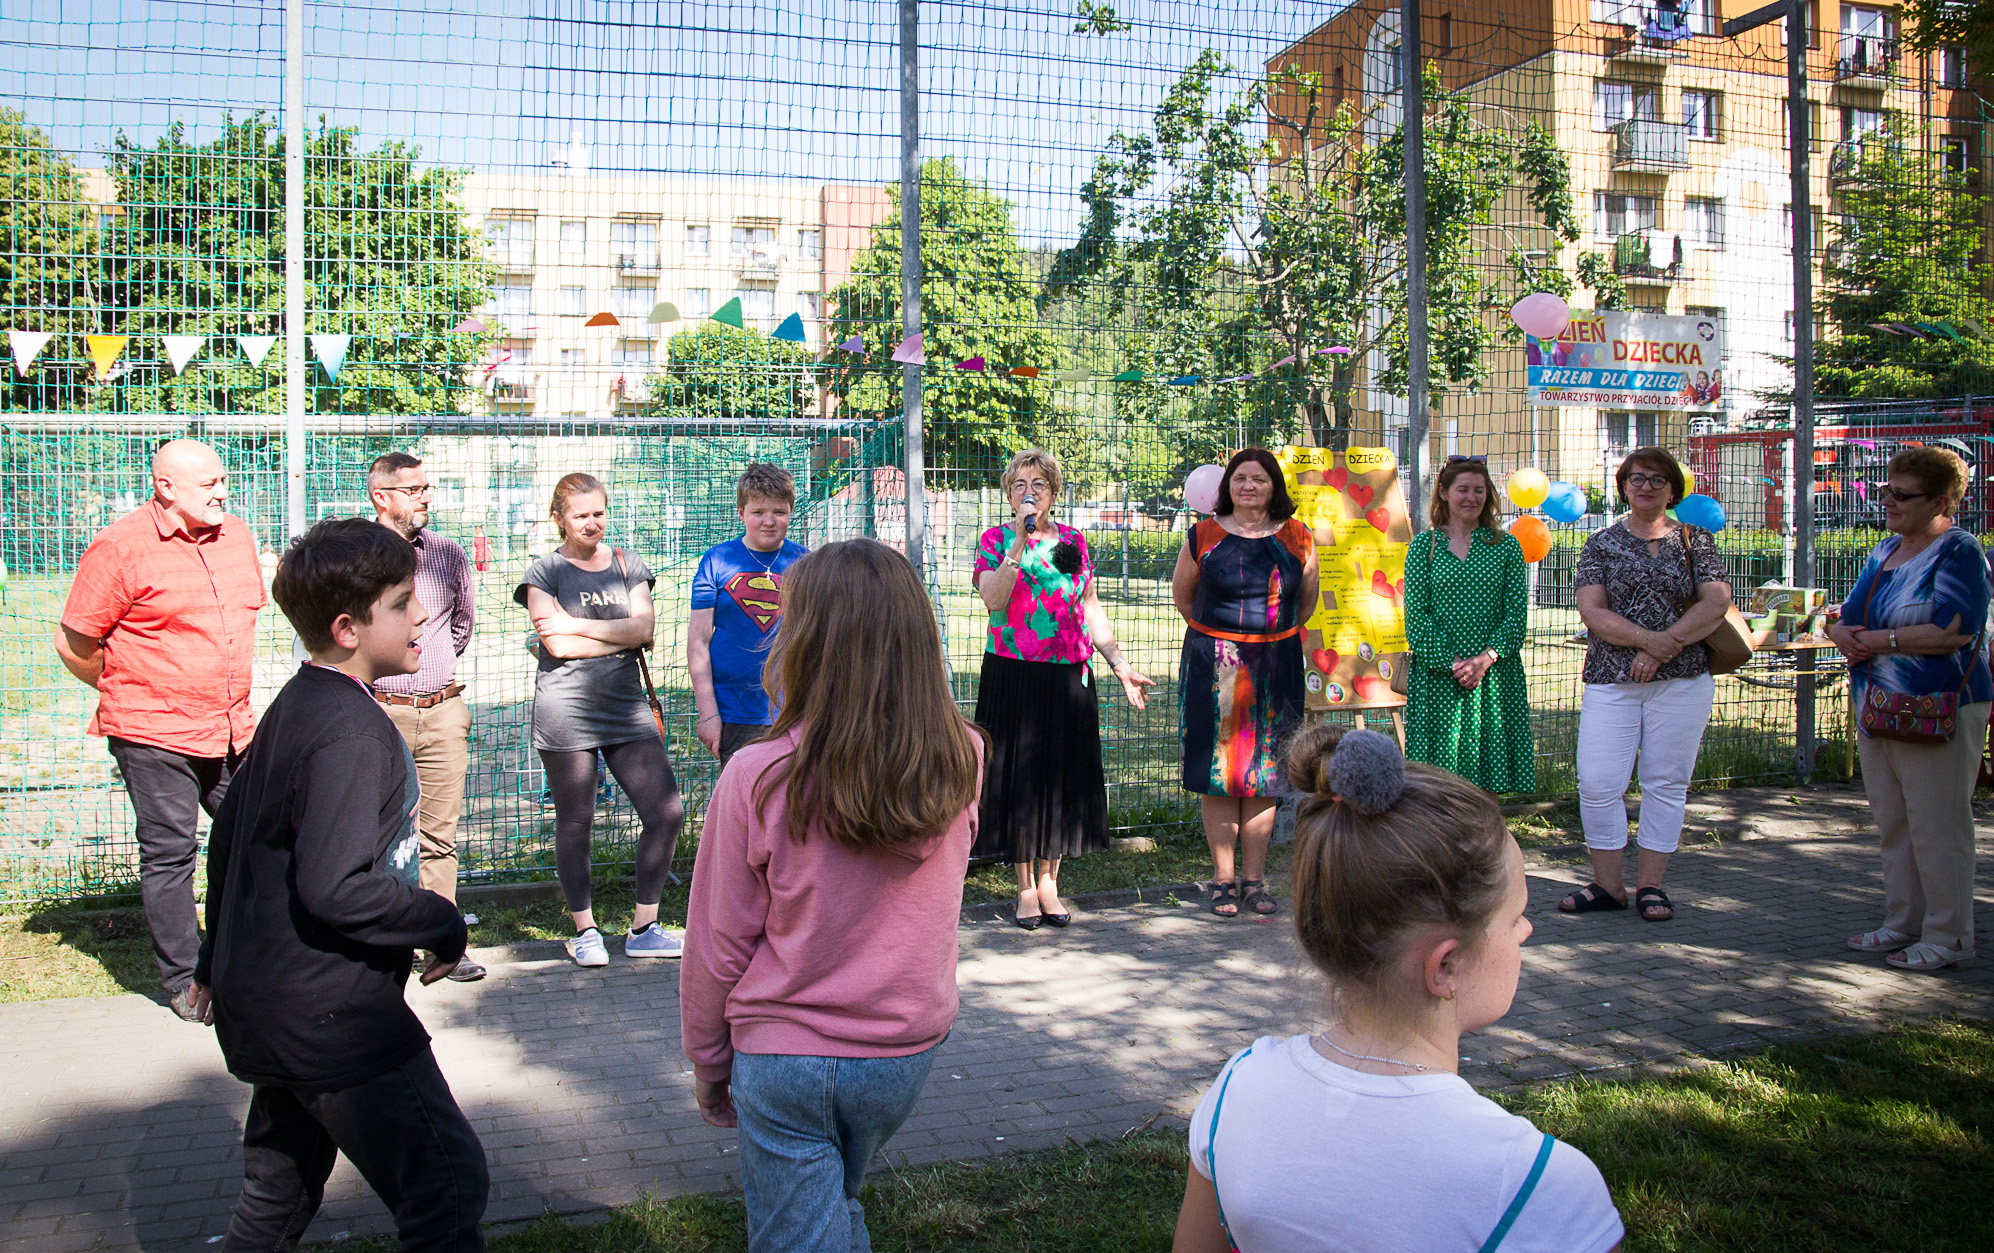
[457,169,890,420]
[1272,0,1974,484]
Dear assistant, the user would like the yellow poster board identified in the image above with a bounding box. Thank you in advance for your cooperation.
[1273,445,1412,711]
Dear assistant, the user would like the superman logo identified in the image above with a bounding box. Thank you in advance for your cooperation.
[725,571,784,632]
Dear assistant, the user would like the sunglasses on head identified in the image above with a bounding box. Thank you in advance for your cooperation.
[1446,455,1486,464]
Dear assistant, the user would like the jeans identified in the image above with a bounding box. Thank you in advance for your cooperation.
[107,736,237,992]
[381,694,474,902]
[223,1047,488,1253]
[731,1045,939,1253]
[1576,674,1715,854]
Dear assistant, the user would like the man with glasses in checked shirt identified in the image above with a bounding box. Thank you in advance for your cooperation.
[369,452,486,982]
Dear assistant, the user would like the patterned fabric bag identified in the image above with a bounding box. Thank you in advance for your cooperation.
[1853,567,1980,744]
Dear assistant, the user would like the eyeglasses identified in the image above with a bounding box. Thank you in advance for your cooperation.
[1623,473,1672,490]
[381,484,434,499]
[1010,479,1052,493]
[1878,486,1931,503]
[1446,454,1486,464]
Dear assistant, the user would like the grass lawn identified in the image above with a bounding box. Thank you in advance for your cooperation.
[318,1017,1993,1253]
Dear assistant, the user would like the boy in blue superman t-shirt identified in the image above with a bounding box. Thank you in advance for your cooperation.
[689,462,809,768]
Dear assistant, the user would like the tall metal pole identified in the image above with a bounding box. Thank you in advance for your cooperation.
[898,0,927,578]
[1788,0,1817,780]
[1400,0,1431,531]
[284,0,306,542]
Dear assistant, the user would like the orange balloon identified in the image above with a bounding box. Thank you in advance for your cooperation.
[1508,515,1552,564]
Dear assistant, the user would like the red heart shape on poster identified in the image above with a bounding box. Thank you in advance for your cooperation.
[1311,647,1337,675]
[1365,506,1392,534]
[1347,483,1376,507]
[1326,467,1350,491]
[1371,569,1393,598]
[1395,577,1405,598]
[1354,674,1387,702]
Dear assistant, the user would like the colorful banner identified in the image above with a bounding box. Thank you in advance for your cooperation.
[1525,311,1724,411]
[1272,445,1412,711]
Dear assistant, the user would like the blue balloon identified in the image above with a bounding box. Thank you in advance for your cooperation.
[1542,481,1587,524]
[1675,493,1727,532]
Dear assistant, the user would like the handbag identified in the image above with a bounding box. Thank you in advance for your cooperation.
[1852,566,1982,744]
[614,548,671,746]
[1675,526,1754,676]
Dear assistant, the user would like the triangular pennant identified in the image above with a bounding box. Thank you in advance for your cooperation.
[451,317,488,334]
[772,313,806,343]
[309,333,351,383]
[836,336,864,354]
[955,356,987,371]
[1890,323,1924,338]
[86,335,129,380]
[1007,366,1040,378]
[1937,437,1974,457]
[890,334,925,365]
[1054,368,1091,382]
[648,302,681,324]
[1111,369,1143,382]
[585,311,619,328]
[1868,323,1899,335]
[239,335,277,367]
[1936,321,1967,341]
[1270,354,1296,370]
[710,297,745,328]
[1966,319,1993,339]
[161,335,206,376]
[5,329,52,378]
[1319,346,1355,355]
[1167,374,1202,385]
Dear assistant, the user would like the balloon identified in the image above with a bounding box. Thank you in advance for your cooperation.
[1675,493,1727,532]
[1186,464,1224,514]
[1508,515,1552,563]
[1506,467,1550,509]
[1542,481,1587,524]
[1510,292,1571,340]
[1682,467,1696,495]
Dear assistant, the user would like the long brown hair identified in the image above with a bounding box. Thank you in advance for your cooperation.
[1429,459,1501,533]
[756,538,984,850]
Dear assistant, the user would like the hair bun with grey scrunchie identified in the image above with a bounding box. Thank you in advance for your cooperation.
[1321,728,1407,815]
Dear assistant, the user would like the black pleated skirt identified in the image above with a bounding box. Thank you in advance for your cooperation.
[971,652,1109,863]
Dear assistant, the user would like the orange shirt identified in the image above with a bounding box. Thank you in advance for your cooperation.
[61,501,266,756]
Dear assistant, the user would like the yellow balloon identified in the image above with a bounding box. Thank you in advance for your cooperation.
[1506,467,1550,509]
[1682,467,1696,496]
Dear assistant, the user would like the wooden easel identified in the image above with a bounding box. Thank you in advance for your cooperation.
[1305,703,1407,750]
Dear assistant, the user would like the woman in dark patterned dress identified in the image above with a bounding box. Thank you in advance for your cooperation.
[1172,448,1318,917]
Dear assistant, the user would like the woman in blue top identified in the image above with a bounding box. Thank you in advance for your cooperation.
[1828,447,1989,973]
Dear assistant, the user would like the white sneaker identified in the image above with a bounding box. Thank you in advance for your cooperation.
[567,927,609,968]
[1886,941,1975,972]
[624,926,684,959]
[1847,927,1917,953]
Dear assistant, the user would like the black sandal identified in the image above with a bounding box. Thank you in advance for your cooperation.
[1209,881,1239,917]
[1634,886,1674,922]
[1558,883,1628,913]
[1240,879,1278,916]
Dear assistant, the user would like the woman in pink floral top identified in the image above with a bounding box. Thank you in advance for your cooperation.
[972,450,1154,929]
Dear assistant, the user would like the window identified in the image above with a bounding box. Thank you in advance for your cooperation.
[491,283,533,320]
[732,225,778,257]
[1603,411,1658,454]
[559,220,585,255]
[611,284,654,319]
[1942,46,1968,88]
[558,285,586,318]
[1684,198,1725,249]
[1594,192,1658,240]
[1380,33,1403,91]
[484,218,535,267]
[1680,0,1716,36]
[1594,81,1658,130]
[682,288,711,319]
[1839,5,1894,61]
[1782,204,1827,252]
[1683,90,1721,141]
[1784,311,1826,342]
[797,229,822,259]
[686,225,711,256]
[1943,137,1973,177]
[1432,12,1451,53]
[611,220,659,271]
[1842,107,1886,143]
[735,284,776,323]
[612,341,652,368]
[798,292,822,320]
[1784,1,1820,49]
[1782,99,1825,151]
[559,348,584,379]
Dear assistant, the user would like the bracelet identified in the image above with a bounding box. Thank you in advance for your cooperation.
[698,714,721,724]
[1002,554,1021,569]
[1890,629,1899,651]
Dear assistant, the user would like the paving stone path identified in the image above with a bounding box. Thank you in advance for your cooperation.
[3,785,1992,1250]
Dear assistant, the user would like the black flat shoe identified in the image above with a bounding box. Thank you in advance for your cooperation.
[1041,912,1071,928]
[1012,912,1043,931]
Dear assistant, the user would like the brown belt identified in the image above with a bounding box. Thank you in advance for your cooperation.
[374,682,464,709]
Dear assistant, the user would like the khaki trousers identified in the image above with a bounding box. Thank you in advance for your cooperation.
[1856,700,1989,952]
[381,694,473,903]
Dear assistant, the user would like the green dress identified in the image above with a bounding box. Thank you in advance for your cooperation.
[1402,527,1536,794]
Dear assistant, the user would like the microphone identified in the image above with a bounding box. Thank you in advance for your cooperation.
[1020,491,1038,534]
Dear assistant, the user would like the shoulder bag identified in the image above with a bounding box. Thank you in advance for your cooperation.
[613,548,670,746]
[1676,526,1754,676]
[1852,564,1983,744]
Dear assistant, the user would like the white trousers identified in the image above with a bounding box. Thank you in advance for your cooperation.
[1576,674,1716,854]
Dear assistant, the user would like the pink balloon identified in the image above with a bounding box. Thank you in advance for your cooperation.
[1186,464,1225,514]
[1510,292,1571,340]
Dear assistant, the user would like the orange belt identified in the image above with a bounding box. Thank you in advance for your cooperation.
[1190,622,1303,644]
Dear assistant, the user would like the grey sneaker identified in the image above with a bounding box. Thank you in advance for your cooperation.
[446,958,488,982]
[624,926,684,959]
[168,984,205,1023]
[567,927,610,968]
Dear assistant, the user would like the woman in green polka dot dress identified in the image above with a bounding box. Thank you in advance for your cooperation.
[1401,458,1536,794]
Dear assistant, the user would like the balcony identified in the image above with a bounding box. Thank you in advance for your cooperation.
[732,247,785,278]
[1828,137,1890,184]
[1834,37,1897,90]
[1614,230,1683,284]
[1610,119,1690,172]
[489,381,534,404]
[615,251,661,275]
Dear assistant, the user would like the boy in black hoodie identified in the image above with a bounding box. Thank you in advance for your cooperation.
[192,518,488,1251]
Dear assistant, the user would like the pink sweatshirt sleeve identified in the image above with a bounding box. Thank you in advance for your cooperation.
[679,762,771,1083]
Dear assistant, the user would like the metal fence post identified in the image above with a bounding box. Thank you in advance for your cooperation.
[1788,0,1818,781]
[284,0,306,542]
[899,0,927,581]
[1400,0,1430,532]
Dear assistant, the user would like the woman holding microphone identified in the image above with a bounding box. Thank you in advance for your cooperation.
[972,450,1154,930]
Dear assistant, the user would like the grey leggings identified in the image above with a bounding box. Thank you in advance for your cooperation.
[538,738,684,912]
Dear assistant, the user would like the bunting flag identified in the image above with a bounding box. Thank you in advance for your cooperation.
[772,313,806,343]
[835,335,864,354]
[1111,369,1143,382]
[710,297,745,329]
[1855,482,1867,500]
[1937,437,1974,457]
[1847,438,1877,449]
[1890,324,1924,337]
[239,335,277,367]
[309,333,351,383]
[1868,323,1899,335]
[1008,366,1040,378]
[86,335,129,380]
[648,302,681,324]
[451,317,488,334]
[890,333,924,365]
[5,329,52,378]
[1270,354,1296,370]
[1934,322,1967,341]
[584,311,619,328]
[955,356,986,371]
[1319,346,1354,355]
[1053,368,1092,382]
[1966,320,1993,339]
[161,335,206,376]
[1167,374,1201,385]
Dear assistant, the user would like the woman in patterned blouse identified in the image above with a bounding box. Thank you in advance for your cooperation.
[1561,447,1734,924]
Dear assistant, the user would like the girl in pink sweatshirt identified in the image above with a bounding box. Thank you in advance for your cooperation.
[681,537,984,1253]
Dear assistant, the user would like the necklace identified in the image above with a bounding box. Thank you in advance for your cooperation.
[1314,1031,1430,1073]
[742,539,783,574]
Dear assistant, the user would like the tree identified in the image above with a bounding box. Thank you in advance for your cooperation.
[1812,112,1994,398]
[100,113,496,415]
[645,321,816,424]
[0,110,100,413]
[825,157,1059,484]
[1051,53,1584,451]
[1901,0,1994,68]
